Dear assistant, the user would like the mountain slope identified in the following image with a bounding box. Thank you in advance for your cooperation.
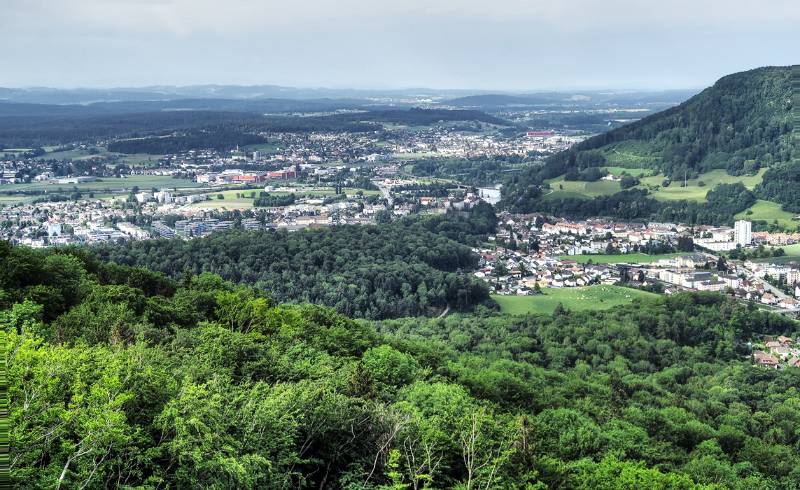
[563,66,793,178]
[502,66,797,218]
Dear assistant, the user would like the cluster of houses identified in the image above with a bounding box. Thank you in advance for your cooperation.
[474,250,621,294]
[753,336,800,369]
[479,214,800,310]
[195,167,299,184]
[1,199,151,247]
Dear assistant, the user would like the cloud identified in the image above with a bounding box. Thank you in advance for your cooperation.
[0,0,797,88]
[7,0,800,35]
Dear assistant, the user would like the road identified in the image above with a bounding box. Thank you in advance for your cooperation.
[736,261,792,301]
[377,185,393,205]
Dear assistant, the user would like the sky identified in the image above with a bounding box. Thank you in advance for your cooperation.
[1,0,798,91]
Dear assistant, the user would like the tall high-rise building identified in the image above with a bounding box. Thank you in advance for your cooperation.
[734,220,752,246]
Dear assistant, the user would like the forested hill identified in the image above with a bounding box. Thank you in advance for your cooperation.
[93,207,499,319]
[501,66,798,220]
[5,240,800,487]
[552,66,793,179]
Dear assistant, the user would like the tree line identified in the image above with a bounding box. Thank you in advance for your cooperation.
[93,209,497,319]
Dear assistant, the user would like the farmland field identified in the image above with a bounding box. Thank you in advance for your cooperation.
[0,176,201,205]
[777,244,800,256]
[560,252,684,264]
[735,200,798,230]
[189,189,257,209]
[541,168,767,203]
[752,243,800,264]
[492,285,659,315]
[543,176,621,199]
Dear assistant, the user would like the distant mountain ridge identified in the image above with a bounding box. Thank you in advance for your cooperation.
[0,85,483,105]
[446,90,697,109]
[0,84,698,107]
[0,98,377,118]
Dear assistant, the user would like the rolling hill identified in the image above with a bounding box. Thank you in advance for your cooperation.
[502,65,798,221]
[558,66,794,178]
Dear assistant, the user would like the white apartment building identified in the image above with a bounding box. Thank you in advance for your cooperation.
[734,220,752,246]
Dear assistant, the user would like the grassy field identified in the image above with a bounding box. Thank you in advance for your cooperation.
[543,177,621,200]
[190,189,257,209]
[604,166,651,177]
[752,244,800,264]
[1,148,34,155]
[492,285,659,315]
[560,252,684,264]
[242,142,281,154]
[0,195,26,205]
[0,176,201,205]
[114,154,165,166]
[637,169,766,202]
[544,168,768,203]
[735,200,798,230]
[744,243,800,264]
[188,187,380,209]
[776,244,800,256]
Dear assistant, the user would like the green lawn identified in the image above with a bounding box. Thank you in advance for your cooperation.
[543,168,767,203]
[543,177,621,200]
[0,176,201,205]
[560,252,684,264]
[37,148,101,160]
[638,169,766,202]
[190,189,257,209]
[114,154,165,167]
[242,142,281,154]
[604,166,651,177]
[0,195,27,205]
[492,285,659,315]
[777,244,800,256]
[735,200,798,230]
[1,148,34,154]
[748,244,800,264]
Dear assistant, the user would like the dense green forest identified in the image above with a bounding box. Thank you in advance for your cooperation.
[4,241,800,488]
[550,67,793,179]
[93,207,498,319]
[106,129,268,154]
[501,66,797,221]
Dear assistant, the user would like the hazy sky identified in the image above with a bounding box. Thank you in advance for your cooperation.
[1,0,798,90]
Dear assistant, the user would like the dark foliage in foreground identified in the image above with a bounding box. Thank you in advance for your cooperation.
[4,240,800,488]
